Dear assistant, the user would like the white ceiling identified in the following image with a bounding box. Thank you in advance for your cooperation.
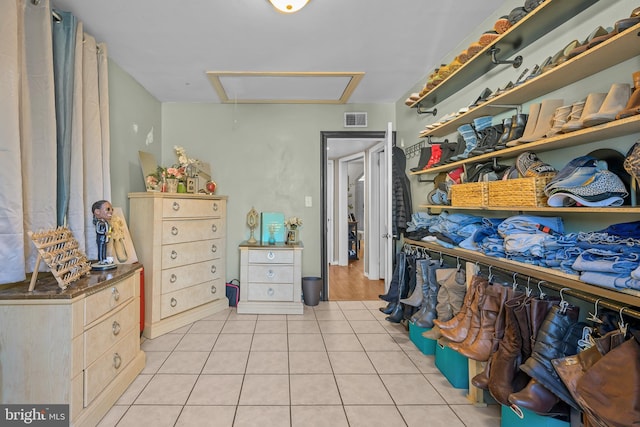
[50,0,504,104]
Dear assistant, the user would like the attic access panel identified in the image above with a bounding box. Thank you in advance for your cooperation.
[206,71,364,104]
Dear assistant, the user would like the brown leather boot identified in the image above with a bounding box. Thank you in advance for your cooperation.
[487,296,532,405]
[439,276,488,342]
[451,284,510,361]
[434,274,481,331]
[508,378,567,416]
[471,291,525,389]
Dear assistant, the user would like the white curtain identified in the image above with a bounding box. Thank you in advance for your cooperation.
[0,0,111,284]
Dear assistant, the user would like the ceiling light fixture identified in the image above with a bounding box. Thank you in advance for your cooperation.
[268,0,309,14]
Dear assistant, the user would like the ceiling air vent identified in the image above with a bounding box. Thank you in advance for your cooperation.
[344,112,367,128]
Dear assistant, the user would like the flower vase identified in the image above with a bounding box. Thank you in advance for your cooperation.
[166,178,178,193]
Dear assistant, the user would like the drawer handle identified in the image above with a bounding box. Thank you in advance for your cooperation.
[267,251,275,260]
[211,285,217,294]
[112,321,121,336]
[172,201,180,211]
[112,287,120,301]
[266,269,275,279]
[267,288,274,296]
[170,297,178,307]
[211,224,217,233]
[171,250,178,260]
[211,244,217,253]
[211,265,217,274]
[113,353,122,369]
[170,274,177,283]
[213,202,218,211]
[171,226,179,236]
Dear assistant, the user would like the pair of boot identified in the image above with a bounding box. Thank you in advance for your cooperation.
[473,296,556,406]
[408,259,440,328]
[433,275,510,362]
[411,144,443,171]
[422,267,466,340]
[508,303,587,416]
[379,252,407,318]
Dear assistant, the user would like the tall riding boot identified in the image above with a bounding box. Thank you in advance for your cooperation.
[379,252,403,302]
[439,275,488,342]
[433,272,478,331]
[472,291,525,389]
[423,267,465,340]
[413,260,440,328]
[485,296,531,403]
[385,254,409,323]
[450,283,510,361]
[402,256,418,321]
[400,257,428,307]
[510,304,585,414]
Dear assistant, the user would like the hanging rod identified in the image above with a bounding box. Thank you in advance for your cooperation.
[403,239,640,320]
[485,103,522,115]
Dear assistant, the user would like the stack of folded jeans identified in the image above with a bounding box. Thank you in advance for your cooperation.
[497,215,565,266]
[571,221,640,290]
[422,212,484,248]
[459,217,506,258]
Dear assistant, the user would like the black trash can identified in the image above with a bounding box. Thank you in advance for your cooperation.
[302,277,322,306]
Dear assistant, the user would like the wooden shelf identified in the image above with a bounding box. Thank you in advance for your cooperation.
[409,0,599,111]
[417,21,640,138]
[404,239,640,309]
[418,204,640,213]
[411,114,640,176]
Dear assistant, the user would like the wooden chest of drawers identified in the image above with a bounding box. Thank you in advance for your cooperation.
[128,193,229,338]
[238,242,303,314]
[0,264,145,427]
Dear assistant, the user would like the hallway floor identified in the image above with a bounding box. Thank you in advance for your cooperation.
[97,301,501,427]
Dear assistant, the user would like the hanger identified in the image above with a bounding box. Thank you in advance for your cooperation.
[586,299,604,324]
[456,256,461,271]
[512,272,519,291]
[618,307,628,336]
[537,280,547,300]
[488,265,494,283]
[559,287,570,314]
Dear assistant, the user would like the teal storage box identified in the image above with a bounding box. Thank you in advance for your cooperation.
[408,322,436,355]
[501,405,569,427]
[434,340,469,389]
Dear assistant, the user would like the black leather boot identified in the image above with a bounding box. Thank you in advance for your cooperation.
[409,147,432,172]
[379,252,403,302]
[385,254,409,323]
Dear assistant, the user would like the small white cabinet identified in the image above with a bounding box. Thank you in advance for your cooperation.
[238,242,304,314]
[128,192,229,338]
[0,264,145,427]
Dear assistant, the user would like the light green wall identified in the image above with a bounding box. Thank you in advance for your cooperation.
[160,103,394,281]
[108,60,162,216]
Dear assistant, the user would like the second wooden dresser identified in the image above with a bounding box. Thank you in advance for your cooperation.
[128,192,229,338]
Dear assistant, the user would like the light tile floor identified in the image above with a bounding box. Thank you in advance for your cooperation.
[98,301,501,427]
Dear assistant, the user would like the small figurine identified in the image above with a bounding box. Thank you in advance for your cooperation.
[91,200,116,270]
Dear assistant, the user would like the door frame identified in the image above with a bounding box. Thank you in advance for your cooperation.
[320,130,394,300]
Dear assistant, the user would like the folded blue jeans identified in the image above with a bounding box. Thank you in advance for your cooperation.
[580,271,640,290]
[572,249,640,274]
[498,215,564,237]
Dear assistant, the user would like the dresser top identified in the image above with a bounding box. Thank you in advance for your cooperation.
[128,191,227,200]
[239,241,304,249]
[0,264,142,300]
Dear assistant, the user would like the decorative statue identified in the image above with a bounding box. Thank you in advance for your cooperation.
[91,200,116,270]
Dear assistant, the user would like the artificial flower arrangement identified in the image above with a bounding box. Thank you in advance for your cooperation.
[145,146,199,191]
[285,216,303,229]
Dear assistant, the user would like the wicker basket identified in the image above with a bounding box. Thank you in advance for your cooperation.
[487,176,553,207]
[450,182,488,207]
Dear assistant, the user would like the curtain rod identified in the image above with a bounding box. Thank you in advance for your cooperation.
[405,242,640,321]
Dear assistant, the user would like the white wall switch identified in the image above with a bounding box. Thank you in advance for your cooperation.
[305,196,312,207]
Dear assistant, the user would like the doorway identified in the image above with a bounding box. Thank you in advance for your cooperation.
[320,130,393,300]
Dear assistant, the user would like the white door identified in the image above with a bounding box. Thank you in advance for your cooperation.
[382,122,393,290]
